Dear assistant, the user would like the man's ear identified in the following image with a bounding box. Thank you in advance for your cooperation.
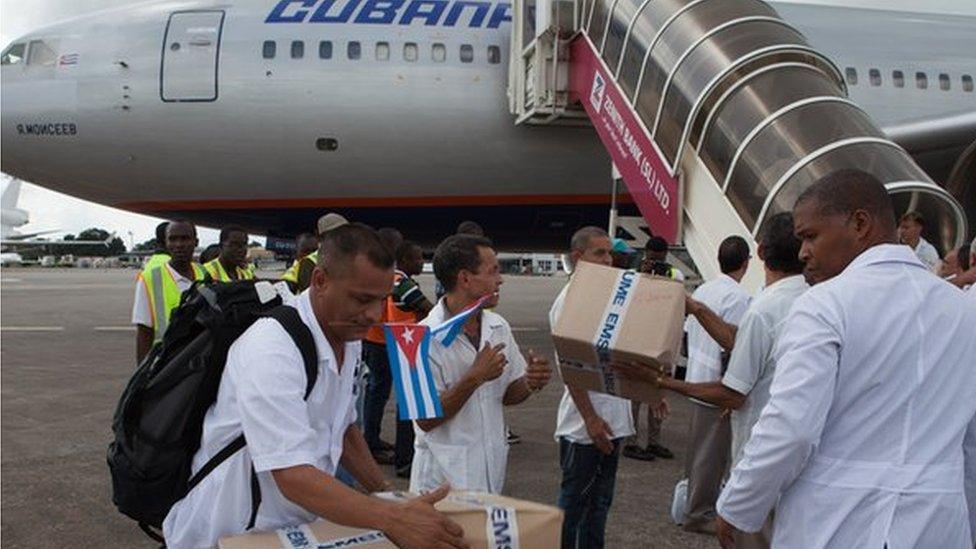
[756,241,767,262]
[312,265,328,290]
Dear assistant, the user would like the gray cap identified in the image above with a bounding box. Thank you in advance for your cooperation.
[317,213,348,236]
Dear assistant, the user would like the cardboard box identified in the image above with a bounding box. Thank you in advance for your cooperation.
[219,491,562,549]
[551,261,685,403]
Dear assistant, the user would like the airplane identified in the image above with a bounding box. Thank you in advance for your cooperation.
[1,178,115,249]
[0,0,973,254]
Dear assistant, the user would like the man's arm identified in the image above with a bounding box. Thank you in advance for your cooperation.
[340,424,393,492]
[686,296,737,351]
[272,468,467,549]
[416,343,506,432]
[567,384,617,454]
[716,295,840,533]
[659,377,746,409]
[136,325,154,363]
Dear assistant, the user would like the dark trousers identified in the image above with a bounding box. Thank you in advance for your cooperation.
[557,438,621,549]
[362,341,414,469]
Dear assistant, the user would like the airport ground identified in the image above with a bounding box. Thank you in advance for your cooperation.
[1,268,717,548]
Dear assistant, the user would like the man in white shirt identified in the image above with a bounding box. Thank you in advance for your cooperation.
[716,169,976,548]
[627,212,807,549]
[551,226,636,549]
[898,210,940,270]
[163,224,467,549]
[680,235,752,533]
[410,234,552,495]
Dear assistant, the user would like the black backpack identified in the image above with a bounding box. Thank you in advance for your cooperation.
[107,280,318,541]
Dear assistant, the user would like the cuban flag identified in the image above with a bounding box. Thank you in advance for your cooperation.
[384,324,443,420]
[429,293,493,346]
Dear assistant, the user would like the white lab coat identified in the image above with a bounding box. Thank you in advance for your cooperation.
[409,300,527,494]
[717,244,976,548]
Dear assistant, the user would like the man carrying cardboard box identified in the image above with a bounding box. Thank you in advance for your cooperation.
[550,226,635,549]
[162,225,467,549]
[410,234,552,495]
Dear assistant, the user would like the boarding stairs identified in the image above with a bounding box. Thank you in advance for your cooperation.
[508,0,968,290]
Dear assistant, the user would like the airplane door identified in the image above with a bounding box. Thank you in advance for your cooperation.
[160,11,225,102]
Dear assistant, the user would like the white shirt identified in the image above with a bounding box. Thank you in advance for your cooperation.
[717,244,976,548]
[162,291,361,549]
[912,237,940,270]
[409,299,527,494]
[684,274,751,403]
[721,274,808,466]
[132,262,195,327]
[550,284,635,444]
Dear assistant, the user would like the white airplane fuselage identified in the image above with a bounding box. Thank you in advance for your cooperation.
[2,0,974,249]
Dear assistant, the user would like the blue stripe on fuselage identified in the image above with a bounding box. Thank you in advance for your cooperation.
[265,0,511,28]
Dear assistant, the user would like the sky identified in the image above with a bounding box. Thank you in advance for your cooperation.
[2,0,973,246]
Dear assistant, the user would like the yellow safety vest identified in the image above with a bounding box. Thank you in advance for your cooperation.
[203,259,255,282]
[142,252,171,273]
[142,262,206,343]
[281,251,318,284]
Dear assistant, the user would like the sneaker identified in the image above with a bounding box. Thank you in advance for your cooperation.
[622,444,656,461]
[507,429,521,445]
[395,465,411,479]
[375,439,395,452]
[371,449,394,465]
[648,442,674,459]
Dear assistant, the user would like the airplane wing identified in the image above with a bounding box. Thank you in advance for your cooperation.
[2,229,62,241]
[0,234,115,249]
[883,110,976,157]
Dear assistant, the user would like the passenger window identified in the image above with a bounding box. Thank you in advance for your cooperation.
[404,42,418,62]
[460,44,474,63]
[845,67,857,85]
[1,43,26,65]
[963,75,974,92]
[892,70,904,88]
[939,73,950,91]
[916,72,928,89]
[348,41,361,60]
[869,68,881,87]
[376,41,390,61]
[487,45,501,65]
[27,40,57,66]
[262,40,276,59]
[319,41,332,59]
[291,40,304,59]
[432,43,446,63]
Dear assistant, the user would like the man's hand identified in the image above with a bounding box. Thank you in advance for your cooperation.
[386,484,469,549]
[469,343,507,384]
[716,515,738,549]
[652,397,670,420]
[525,350,552,391]
[609,361,661,385]
[584,415,615,455]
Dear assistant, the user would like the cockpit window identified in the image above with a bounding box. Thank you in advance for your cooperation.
[1,43,26,65]
[27,40,58,66]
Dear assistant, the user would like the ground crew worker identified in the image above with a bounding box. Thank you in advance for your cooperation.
[281,213,347,292]
[204,225,254,282]
[715,170,976,548]
[142,221,170,272]
[132,220,206,362]
[162,224,468,549]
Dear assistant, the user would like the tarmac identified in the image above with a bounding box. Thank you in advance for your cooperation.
[1,268,717,548]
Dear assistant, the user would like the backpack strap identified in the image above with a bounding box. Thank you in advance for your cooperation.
[264,306,319,400]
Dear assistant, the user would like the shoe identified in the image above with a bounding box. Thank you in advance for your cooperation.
[507,429,521,445]
[375,439,395,452]
[622,444,656,461]
[647,442,674,459]
[371,449,394,465]
[395,465,411,479]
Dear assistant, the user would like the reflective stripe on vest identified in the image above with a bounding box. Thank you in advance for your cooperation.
[281,252,317,284]
[146,263,206,343]
[204,259,255,282]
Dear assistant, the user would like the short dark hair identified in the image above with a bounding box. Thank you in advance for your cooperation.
[377,227,404,254]
[434,234,493,292]
[759,212,804,274]
[900,211,924,227]
[718,235,750,274]
[318,223,394,277]
[959,243,972,271]
[645,236,669,253]
[155,222,170,243]
[166,219,197,237]
[570,226,608,254]
[456,220,485,237]
[795,169,895,229]
[396,240,423,264]
[295,232,315,243]
[199,243,221,264]
[219,225,247,244]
